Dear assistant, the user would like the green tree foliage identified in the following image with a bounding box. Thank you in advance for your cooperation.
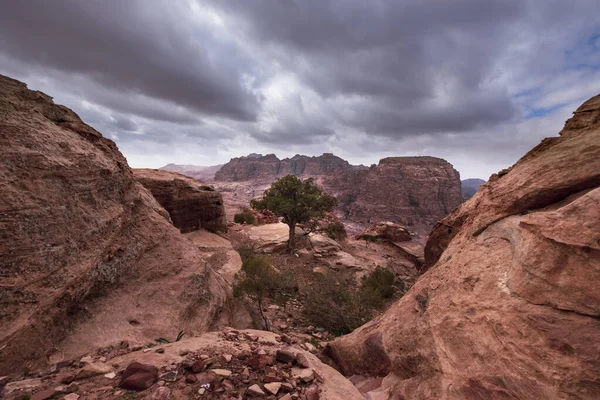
[303,268,396,335]
[233,256,297,330]
[250,175,337,252]
[234,206,256,225]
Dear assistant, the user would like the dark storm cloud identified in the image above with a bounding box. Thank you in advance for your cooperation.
[0,0,258,121]
[252,121,335,146]
[210,0,523,137]
[1,0,599,178]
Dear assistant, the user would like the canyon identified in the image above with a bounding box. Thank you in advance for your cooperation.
[1,73,599,400]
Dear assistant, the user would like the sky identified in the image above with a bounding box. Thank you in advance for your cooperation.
[1,1,600,179]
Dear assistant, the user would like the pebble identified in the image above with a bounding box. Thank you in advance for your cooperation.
[246,384,265,397]
[264,382,282,395]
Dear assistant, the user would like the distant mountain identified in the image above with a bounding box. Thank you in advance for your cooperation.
[214,152,462,234]
[160,163,223,181]
[461,178,485,199]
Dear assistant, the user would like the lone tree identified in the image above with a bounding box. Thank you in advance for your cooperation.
[250,175,337,252]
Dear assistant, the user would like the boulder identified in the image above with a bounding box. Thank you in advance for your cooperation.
[119,362,158,391]
[327,95,600,399]
[356,222,412,243]
[133,168,227,233]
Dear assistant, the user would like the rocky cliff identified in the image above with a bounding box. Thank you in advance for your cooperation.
[326,95,600,399]
[347,157,462,232]
[133,169,227,233]
[214,153,357,182]
[0,75,230,375]
[214,153,462,234]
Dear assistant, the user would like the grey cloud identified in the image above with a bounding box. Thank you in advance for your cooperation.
[1,0,599,180]
[0,0,259,121]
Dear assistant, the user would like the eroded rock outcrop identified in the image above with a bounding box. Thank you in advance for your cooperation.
[214,153,462,234]
[327,95,600,399]
[0,75,230,375]
[133,168,227,233]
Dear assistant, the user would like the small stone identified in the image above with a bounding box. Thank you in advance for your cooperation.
[241,368,250,377]
[190,360,206,373]
[159,371,178,382]
[278,394,292,400]
[268,305,280,310]
[185,374,197,384]
[119,362,159,391]
[143,348,152,353]
[263,373,281,383]
[99,357,107,363]
[257,349,267,356]
[264,382,281,395]
[280,382,294,393]
[247,333,259,342]
[196,372,217,386]
[296,353,310,368]
[279,324,288,330]
[304,343,316,353]
[199,354,210,360]
[299,369,315,383]
[276,349,297,364]
[210,369,232,378]
[155,347,165,354]
[223,354,233,362]
[63,394,80,400]
[198,388,206,395]
[179,349,189,356]
[246,384,265,397]
[104,372,116,379]
[75,363,112,380]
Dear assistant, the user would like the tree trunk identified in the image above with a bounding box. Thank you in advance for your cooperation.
[287,222,296,253]
[257,298,270,331]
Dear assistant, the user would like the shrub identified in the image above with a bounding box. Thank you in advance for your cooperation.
[360,267,395,309]
[361,267,395,299]
[303,268,396,335]
[233,256,297,330]
[302,275,373,336]
[234,207,256,225]
[323,221,347,240]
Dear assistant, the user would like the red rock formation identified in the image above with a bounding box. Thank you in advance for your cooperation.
[133,169,227,233]
[327,95,600,399]
[0,75,229,375]
[214,153,357,182]
[214,154,462,234]
[356,222,412,243]
[348,157,462,232]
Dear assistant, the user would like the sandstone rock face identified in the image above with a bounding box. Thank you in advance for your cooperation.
[0,75,229,375]
[133,168,227,233]
[348,157,462,232]
[214,153,461,234]
[215,153,356,182]
[327,95,600,399]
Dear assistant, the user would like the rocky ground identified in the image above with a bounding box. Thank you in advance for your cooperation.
[1,329,363,400]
